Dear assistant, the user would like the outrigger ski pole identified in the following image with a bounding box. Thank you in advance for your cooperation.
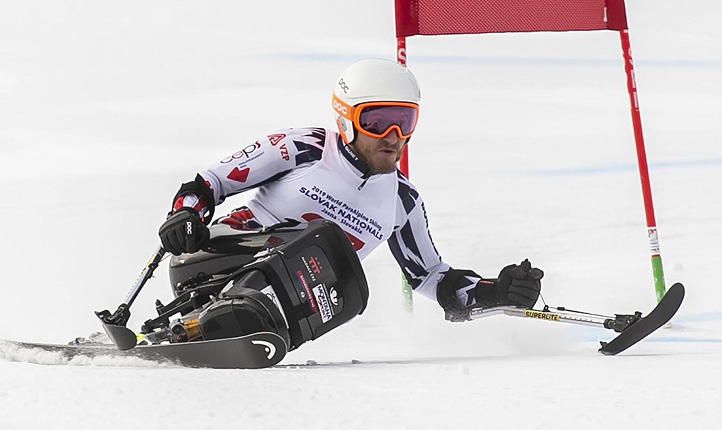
[95,245,167,351]
[446,282,685,355]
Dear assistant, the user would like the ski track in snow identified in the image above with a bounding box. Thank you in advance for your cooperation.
[0,341,172,368]
[1,1,721,429]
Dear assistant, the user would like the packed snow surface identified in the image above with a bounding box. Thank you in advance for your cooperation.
[1,1,720,429]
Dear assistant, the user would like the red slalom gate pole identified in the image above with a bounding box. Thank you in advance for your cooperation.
[397,37,409,178]
[620,29,667,302]
[397,36,413,312]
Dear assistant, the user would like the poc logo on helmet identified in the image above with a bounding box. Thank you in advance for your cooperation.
[332,99,348,116]
[186,221,193,235]
[338,78,349,94]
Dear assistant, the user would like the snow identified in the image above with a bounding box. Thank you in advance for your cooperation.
[1,1,721,429]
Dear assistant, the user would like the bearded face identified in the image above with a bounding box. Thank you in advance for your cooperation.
[350,130,407,174]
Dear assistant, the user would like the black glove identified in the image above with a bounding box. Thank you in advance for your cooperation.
[477,259,544,309]
[159,208,210,256]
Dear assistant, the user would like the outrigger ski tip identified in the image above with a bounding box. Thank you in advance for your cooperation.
[451,282,686,356]
[95,304,138,351]
[96,313,138,351]
[94,245,167,351]
[598,282,685,355]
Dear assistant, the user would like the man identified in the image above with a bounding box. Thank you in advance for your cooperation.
[159,58,543,322]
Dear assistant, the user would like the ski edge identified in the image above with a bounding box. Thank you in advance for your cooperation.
[0,331,288,370]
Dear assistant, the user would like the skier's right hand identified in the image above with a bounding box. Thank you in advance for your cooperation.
[159,207,210,256]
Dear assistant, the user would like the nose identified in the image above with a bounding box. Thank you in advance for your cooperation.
[381,127,402,145]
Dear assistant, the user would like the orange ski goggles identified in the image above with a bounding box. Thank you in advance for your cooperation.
[333,94,419,139]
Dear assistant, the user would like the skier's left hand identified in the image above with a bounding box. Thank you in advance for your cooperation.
[492,259,544,308]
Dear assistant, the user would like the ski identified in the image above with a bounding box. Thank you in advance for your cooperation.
[1,331,287,369]
[599,282,685,355]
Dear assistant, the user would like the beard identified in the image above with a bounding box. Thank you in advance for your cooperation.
[356,149,399,174]
[353,142,404,174]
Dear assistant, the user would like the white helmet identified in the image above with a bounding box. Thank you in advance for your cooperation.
[332,59,421,144]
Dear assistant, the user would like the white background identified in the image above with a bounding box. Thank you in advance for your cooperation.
[1,1,720,429]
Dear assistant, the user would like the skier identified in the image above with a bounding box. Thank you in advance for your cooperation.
[158,58,543,332]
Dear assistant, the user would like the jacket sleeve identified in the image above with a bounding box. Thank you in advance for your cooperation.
[197,127,326,207]
[387,173,483,308]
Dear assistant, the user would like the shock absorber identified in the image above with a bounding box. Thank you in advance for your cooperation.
[170,318,202,342]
